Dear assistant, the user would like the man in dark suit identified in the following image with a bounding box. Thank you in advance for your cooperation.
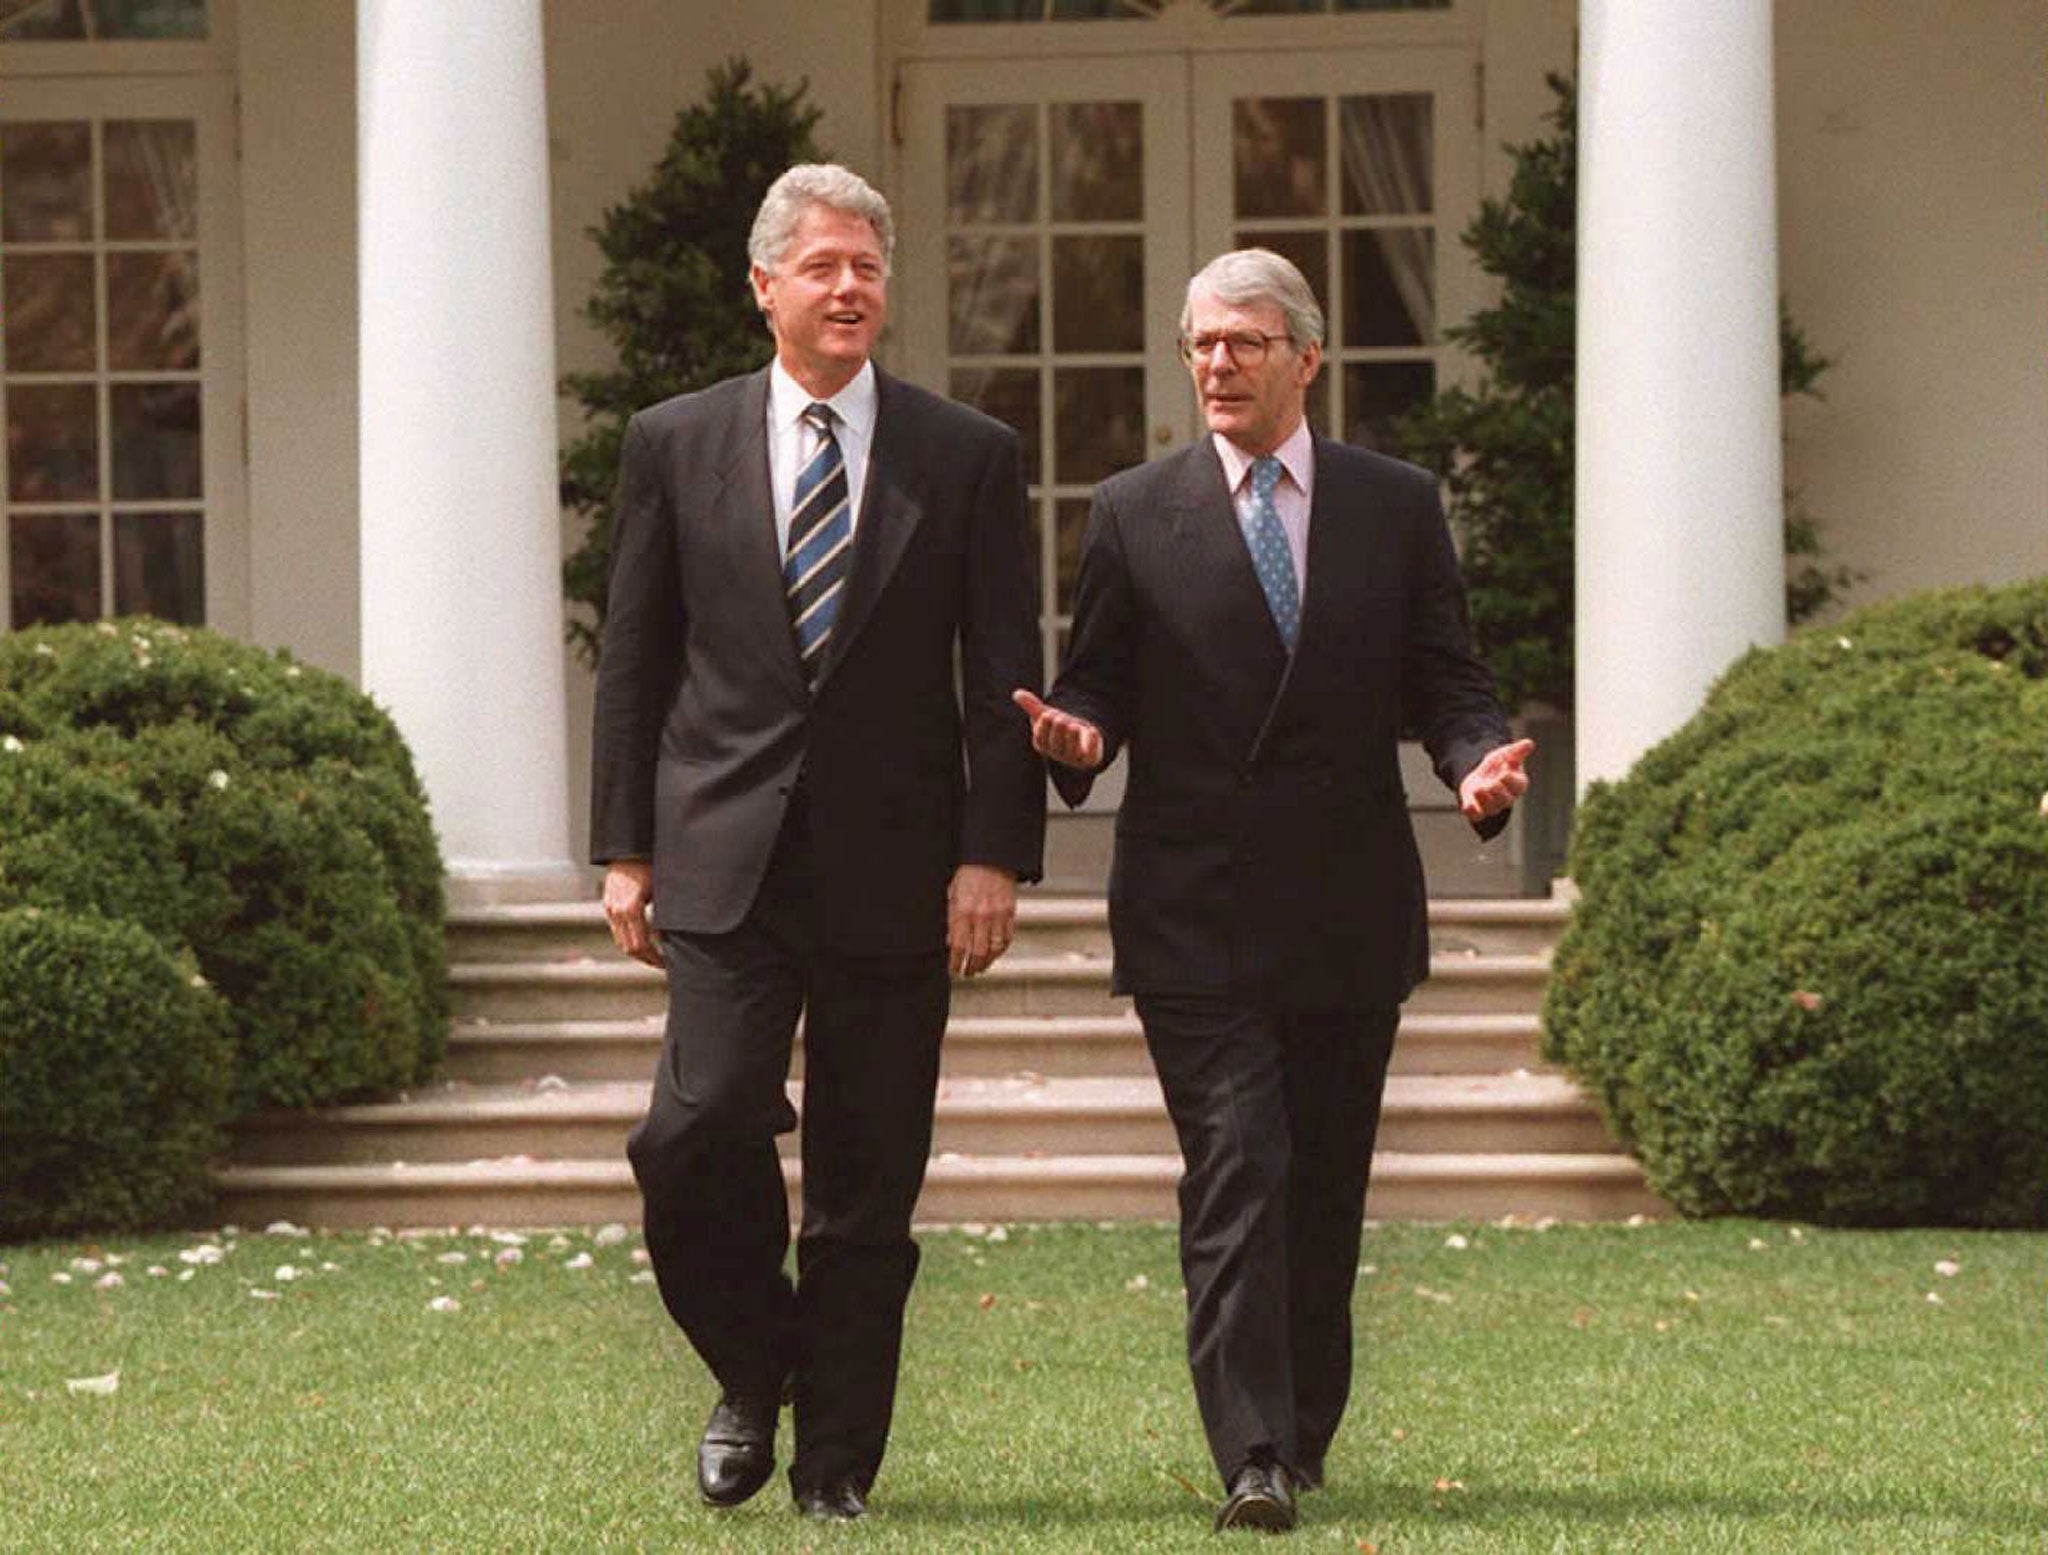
[1015,248,1530,1533]
[591,163,1043,1523]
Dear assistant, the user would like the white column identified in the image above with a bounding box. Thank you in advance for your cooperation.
[358,1,578,900]
[1576,0,1785,789]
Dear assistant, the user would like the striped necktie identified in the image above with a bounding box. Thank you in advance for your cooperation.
[1246,455,1301,651]
[785,401,852,682]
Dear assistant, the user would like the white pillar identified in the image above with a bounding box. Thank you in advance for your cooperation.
[358,1,578,900]
[1576,0,1785,789]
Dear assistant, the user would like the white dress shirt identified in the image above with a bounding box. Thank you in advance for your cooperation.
[1213,419,1314,597]
[768,358,877,558]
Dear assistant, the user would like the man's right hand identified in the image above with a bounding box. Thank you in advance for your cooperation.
[601,861,664,968]
[1012,689,1105,771]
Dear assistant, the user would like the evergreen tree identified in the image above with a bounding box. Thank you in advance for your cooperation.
[559,60,824,663]
[1393,73,1849,713]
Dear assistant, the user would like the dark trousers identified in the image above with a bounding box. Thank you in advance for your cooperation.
[1133,991,1400,1487]
[624,804,949,1497]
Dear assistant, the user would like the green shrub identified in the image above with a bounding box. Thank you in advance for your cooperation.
[0,620,447,1112]
[0,907,233,1241]
[1545,579,2048,1226]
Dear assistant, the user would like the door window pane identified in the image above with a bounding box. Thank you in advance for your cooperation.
[6,383,99,501]
[1,122,95,242]
[1050,102,1142,222]
[104,120,198,241]
[9,511,99,625]
[1236,228,1329,318]
[1233,98,1324,219]
[1,0,209,41]
[4,253,98,371]
[947,106,1037,225]
[109,381,201,501]
[951,367,1041,485]
[1340,94,1432,215]
[1342,360,1433,450]
[949,236,1040,355]
[107,250,200,370]
[1051,234,1143,353]
[1343,228,1433,345]
[1053,366,1143,484]
[114,510,203,622]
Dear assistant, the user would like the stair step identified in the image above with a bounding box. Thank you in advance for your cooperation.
[443,1011,1547,1085]
[213,1150,1660,1231]
[444,895,1573,965]
[231,1072,1614,1167]
[445,952,1553,1024]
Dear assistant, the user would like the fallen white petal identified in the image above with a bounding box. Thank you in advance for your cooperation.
[427,1296,461,1313]
[146,1267,168,1278]
[66,1371,120,1396]
[1444,1234,1470,1250]
[71,1258,104,1275]
[1748,1238,1768,1251]
[985,1226,1010,1244]
[273,1266,303,1282]
[1925,1291,1944,1305]
[50,1273,72,1286]
[94,1273,124,1291]
[264,1220,309,1238]
[1124,1274,1150,1293]
[594,1223,629,1247]
[630,1249,651,1267]
[494,1248,524,1268]
[487,1231,527,1247]
[177,1270,196,1283]
[564,1252,595,1270]
[436,1251,469,1266]
[250,1289,280,1301]
[1934,1259,1960,1278]
[629,1271,658,1285]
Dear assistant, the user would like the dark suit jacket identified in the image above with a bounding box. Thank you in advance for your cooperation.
[589,365,1045,956]
[1048,436,1510,1007]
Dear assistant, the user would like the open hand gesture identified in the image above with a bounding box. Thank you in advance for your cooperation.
[1458,738,1535,823]
[1012,689,1106,771]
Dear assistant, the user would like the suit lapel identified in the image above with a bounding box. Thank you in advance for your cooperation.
[811,367,922,692]
[710,368,808,698]
[1161,442,1290,755]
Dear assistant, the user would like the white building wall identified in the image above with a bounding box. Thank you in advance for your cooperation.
[237,0,360,679]
[1776,0,2048,607]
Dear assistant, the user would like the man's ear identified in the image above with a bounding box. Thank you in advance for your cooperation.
[1298,340,1323,386]
[749,264,773,317]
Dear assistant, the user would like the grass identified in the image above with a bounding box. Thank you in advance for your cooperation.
[0,1218,2040,1552]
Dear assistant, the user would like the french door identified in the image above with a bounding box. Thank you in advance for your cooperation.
[898,46,1476,689]
[0,73,244,633]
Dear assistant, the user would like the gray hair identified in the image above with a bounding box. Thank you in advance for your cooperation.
[1181,248,1326,350]
[748,163,896,277]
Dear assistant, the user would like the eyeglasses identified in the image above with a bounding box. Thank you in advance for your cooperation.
[1178,331,1291,366]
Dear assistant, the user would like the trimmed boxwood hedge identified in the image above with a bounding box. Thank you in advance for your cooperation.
[0,908,233,1241]
[0,619,448,1235]
[1545,579,2048,1227]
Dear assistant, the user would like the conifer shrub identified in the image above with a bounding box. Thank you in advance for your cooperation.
[0,907,232,1241]
[1545,580,2048,1226]
[0,620,446,1116]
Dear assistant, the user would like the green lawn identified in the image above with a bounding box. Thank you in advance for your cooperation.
[1,1218,2039,1552]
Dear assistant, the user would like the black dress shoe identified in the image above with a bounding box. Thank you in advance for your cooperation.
[1214,1459,1297,1533]
[793,1478,867,1522]
[696,1394,777,1508]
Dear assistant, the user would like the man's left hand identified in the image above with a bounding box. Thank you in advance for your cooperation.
[1459,737,1535,823]
[948,863,1018,979]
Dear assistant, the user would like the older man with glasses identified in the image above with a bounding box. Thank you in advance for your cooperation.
[1016,248,1531,1534]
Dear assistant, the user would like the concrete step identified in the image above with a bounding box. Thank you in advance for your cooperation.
[447,951,1552,1024]
[444,895,1571,965]
[213,1150,1662,1231]
[231,1073,1613,1168]
[441,1010,1548,1085]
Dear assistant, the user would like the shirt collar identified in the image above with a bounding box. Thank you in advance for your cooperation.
[1213,418,1314,498]
[770,357,877,440]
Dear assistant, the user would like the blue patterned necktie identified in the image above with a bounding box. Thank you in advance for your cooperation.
[784,402,852,682]
[1245,455,1301,651]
